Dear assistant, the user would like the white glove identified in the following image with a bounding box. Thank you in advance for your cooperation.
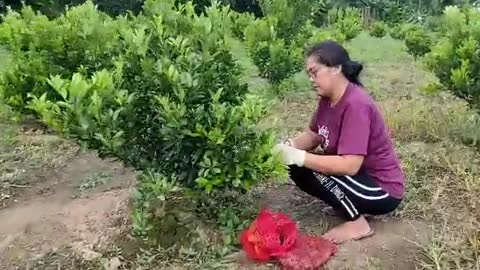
[273,143,306,167]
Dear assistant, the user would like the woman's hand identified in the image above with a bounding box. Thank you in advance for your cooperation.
[274,143,364,175]
[273,143,307,167]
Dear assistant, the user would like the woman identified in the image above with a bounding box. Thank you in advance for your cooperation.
[273,40,405,244]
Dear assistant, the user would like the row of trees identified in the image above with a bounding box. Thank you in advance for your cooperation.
[374,5,480,114]
[2,0,475,23]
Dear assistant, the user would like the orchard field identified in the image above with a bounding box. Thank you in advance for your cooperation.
[0,1,479,269]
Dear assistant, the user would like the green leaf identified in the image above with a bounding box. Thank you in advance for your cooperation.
[69,73,90,100]
[47,75,68,100]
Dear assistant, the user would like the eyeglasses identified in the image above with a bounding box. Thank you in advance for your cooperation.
[307,67,321,79]
[307,64,332,79]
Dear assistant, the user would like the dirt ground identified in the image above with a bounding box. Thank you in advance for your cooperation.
[0,126,136,269]
[0,127,431,270]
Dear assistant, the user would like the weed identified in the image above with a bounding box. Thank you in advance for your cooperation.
[77,171,113,192]
[418,221,480,270]
[382,95,480,146]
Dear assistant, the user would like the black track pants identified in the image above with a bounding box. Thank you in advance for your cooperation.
[288,165,402,221]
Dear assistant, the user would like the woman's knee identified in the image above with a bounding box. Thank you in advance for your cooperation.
[288,167,334,200]
[288,165,315,189]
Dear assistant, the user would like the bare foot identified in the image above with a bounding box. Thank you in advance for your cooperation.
[323,215,373,244]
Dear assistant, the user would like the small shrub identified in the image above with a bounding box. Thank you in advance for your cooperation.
[0,0,288,248]
[231,11,255,40]
[203,0,237,37]
[243,0,331,88]
[243,7,308,86]
[424,5,480,112]
[390,23,422,40]
[248,39,303,86]
[0,2,125,111]
[389,24,404,40]
[327,7,362,41]
[405,27,432,58]
[258,0,320,41]
[370,21,387,38]
[424,15,445,32]
[26,70,133,155]
[307,28,346,46]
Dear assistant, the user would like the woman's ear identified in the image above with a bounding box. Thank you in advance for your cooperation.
[331,65,342,75]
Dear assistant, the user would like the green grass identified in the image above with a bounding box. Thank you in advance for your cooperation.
[228,37,269,91]
[347,32,410,64]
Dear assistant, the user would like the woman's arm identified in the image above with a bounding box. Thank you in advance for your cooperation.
[290,130,321,151]
[280,103,371,176]
[303,154,364,176]
[303,103,371,176]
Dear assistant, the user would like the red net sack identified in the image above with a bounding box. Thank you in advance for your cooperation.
[240,208,297,261]
[240,208,338,270]
[277,234,338,270]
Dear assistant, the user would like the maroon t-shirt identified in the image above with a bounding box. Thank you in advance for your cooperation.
[309,82,405,199]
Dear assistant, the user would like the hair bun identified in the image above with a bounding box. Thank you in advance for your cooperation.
[344,61,363,77]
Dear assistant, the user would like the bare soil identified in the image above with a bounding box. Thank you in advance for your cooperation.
[0,130,136,269]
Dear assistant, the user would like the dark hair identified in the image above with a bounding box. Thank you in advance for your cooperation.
[305,40,363,86]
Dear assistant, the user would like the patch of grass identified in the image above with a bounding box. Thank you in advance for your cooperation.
[77,171,113,193]
[260,90,317,140]
[291,70,312,92]
[228,37,269,92]
[346,32,438,101]
[20,246,106,270]
[0,125,19,146]
[382,95,480,147]
[417,222,480,270]
[397,141,480,219]
[396,139,480,269]
[347,32,411,64]
[28,243,248,270]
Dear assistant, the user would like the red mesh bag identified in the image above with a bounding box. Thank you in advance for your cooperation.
[277,234,338,270]
[240,208,338,270]
[240,208,297,261]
